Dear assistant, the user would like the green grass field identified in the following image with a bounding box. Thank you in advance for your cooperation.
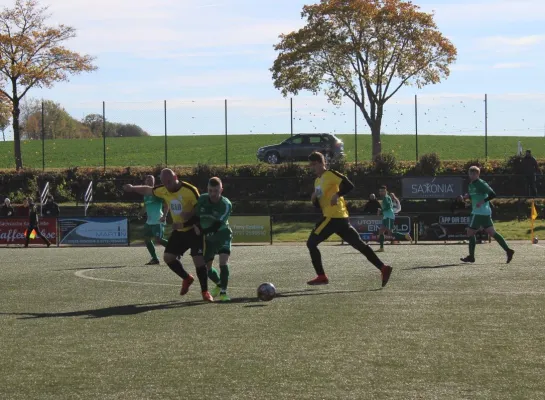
[1,243,544,399]
[0,134,543,169]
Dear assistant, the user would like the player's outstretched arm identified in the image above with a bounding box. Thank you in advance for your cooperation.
[123,184,153,196]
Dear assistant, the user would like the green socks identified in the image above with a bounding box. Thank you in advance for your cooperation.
[379,234,385,248]
[145,240,158,260]
[493,232,510,252]
[220,265,230,292]
[208,267,221,285]
[394,232,406,240]
[469,236,476,257]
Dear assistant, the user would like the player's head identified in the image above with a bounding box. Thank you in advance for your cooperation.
[47,194,54,203]
[378,185,387,198]
[308,152,326,175]
[160,168,178,192]
[144,175,155,187]
[4,198,9,206]
[25,197,34,207]
[369,193,376,201]
[468,166,480,181]
[525,149,532,157]
[208,177,223,202]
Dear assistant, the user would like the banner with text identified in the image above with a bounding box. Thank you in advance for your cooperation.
[349,215,412,241]
[0,218,57,245]
[230,216,271,243]
[417,213,488,241]
[59,217,129,246]
[402,177,464,199]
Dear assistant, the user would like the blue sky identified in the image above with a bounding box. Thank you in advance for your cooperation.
[2,0,545,139]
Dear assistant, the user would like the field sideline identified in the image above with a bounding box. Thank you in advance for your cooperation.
[1,243,544,399]
[1,134,543,168]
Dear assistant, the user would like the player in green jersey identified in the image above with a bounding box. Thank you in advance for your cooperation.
[461,166,515,264]
[141,175,169,265]
[194,177,233,302]
[376,185,412,252]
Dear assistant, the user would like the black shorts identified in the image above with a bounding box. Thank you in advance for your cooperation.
[308,217,361,246]
[165,229,203,257]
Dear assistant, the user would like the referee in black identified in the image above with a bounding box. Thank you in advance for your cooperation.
[23,198,51,248]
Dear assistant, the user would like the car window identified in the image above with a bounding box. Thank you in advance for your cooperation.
[291,137,303,144]
[309,136,322,144]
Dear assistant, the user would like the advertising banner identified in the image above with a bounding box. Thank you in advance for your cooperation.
[230,216,271,243]
[417,213,488,241]
[0,218,57,245]
[349,215,412,241]
[402,177,464,199]
[59,217,128,246]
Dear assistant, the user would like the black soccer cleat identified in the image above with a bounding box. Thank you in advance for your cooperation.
[506,249,515,264]
[460,256,475,263]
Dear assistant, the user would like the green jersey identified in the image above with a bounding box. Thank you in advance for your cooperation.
[468,178,494,216]
[381,194,395,219]
[143,195,164,225]
[196,194,232,234]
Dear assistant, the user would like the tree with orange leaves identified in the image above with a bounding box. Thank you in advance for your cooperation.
[271,0,457,157]
[0,0,97,169]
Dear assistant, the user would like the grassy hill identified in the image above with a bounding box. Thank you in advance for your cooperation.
[0,134,542,169]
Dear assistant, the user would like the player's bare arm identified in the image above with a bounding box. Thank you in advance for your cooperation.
[123,184,153,196]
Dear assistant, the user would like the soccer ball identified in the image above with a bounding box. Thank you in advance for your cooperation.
[257,283,276,301]
[533,237,539,244]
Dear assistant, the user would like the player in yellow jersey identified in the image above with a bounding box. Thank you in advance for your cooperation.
[306,152,392,287]
[123,168,213,302]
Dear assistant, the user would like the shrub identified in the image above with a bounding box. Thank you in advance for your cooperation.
[417,153,441,176]
[504,155,525,174]
[372,153,398,175]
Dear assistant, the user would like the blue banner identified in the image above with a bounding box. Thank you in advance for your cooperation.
[59,217,129,246]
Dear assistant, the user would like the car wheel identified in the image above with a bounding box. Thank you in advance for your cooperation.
[266,151,280,164]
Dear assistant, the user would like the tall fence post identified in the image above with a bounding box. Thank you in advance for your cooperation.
[164,100,168,166]
[485,93,488,159]
[415,94,419,162]
[225,99,228,168]
[41,100,45,171]
[354,101,358,166]
[102,101,106,171]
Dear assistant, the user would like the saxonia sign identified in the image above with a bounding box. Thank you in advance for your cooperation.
[402,177,464,199]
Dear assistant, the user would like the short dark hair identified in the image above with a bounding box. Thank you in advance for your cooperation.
[308,151,325,164]
[380,185,387,191]
[208,177,222,187]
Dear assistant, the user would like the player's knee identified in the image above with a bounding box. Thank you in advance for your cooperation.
[163,253,176,264]
[306,237,318,250]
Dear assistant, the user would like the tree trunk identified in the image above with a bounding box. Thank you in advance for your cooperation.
[12,97,23,170]
[371,121,382,158]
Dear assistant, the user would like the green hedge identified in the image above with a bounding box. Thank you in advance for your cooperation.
[0,154,543,203]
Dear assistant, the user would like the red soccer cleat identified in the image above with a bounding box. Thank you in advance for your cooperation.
[180,275,195,296]
[307,274,329,285]
[380,265,392,288]
[201,291,214,302]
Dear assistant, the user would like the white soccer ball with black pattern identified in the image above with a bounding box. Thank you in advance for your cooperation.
[257,283,276,301]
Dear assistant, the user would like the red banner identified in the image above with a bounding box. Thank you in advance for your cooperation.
[0,218,57,245]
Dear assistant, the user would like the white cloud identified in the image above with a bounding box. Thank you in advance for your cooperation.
[492,62,534,69]
[474,34,545,54]
[424,0,545,25]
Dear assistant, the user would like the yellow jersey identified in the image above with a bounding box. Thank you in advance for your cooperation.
[314,170,349,218]
[153,182,200,232]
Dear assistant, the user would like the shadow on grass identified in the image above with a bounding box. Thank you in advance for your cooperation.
[526,226,545,234]
[404,263,462,271]
[1,289,364,319]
